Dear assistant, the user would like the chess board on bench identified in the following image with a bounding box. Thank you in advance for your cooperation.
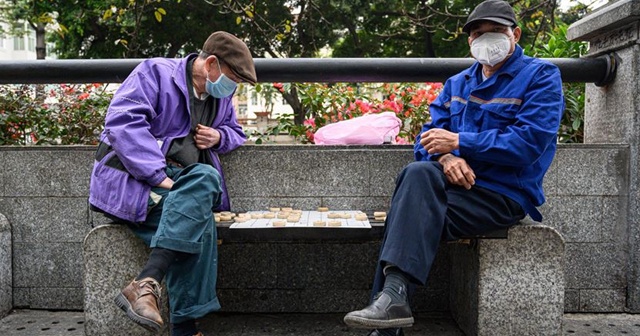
[214,208,386,242]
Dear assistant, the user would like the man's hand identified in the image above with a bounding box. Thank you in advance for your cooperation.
[420,128,459,155]
[194,124,221,150]
[157,177,174,190]
[438,154,476,190]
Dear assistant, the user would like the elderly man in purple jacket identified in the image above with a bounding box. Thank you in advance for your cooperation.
[89,31,255,336]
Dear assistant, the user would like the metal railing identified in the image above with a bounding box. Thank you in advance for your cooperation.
[0,54,618,86]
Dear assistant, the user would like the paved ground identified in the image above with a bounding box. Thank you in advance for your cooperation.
[563,313,640,335]
[1,310,640,335]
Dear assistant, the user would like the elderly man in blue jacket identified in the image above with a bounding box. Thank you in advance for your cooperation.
[89,32,255,336]
[343,1,564,335]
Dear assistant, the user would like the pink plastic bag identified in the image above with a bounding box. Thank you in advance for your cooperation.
[314,112,401,145]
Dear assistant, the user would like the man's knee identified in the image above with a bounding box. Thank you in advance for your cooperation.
[402,161,443,179]
[188,164,221,185]
[395,161,446,191]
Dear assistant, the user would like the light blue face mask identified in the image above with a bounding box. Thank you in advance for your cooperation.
[206,59,237,98]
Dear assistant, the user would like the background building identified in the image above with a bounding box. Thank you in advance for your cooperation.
[0,20,37,60]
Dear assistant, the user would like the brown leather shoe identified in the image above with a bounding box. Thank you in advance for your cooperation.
[114,277,164,331]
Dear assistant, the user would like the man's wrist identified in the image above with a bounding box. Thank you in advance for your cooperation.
[436,153,452,162]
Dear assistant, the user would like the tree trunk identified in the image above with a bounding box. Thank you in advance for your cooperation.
[281,86,305,125]
[33,22,46,102]
[35,23,46,59]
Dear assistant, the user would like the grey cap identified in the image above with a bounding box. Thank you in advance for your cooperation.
[463,0,517,34]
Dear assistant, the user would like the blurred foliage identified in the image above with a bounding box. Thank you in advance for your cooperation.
[0,84,111,145]
[253,82,442,144]
[0,0,595,145]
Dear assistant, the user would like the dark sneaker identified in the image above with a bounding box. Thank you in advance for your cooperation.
[367,329,404,336]
[344,292,413,329]
[114,277,164,332]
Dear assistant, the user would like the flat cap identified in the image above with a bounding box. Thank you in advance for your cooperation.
[463,0,517,34]
[202,31,257,85]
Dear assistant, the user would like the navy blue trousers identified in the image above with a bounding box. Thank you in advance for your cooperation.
[371,161,525,298]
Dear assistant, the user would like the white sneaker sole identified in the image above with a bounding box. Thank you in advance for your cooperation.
[343,315,414,329]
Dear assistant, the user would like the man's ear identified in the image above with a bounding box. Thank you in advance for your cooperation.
[513,26,521,43]
[205,55,218,72]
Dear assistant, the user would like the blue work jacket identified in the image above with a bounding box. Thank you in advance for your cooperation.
[414,45,563,221]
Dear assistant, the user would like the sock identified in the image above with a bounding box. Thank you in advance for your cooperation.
[171,319,197,336]
[136,247,179,283]
[375,328,402,336]
[382,266,409,304]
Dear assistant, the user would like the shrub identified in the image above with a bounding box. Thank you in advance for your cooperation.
[0,83,111,145]
[260,82,442,144]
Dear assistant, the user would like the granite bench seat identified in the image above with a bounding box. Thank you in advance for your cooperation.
[83,217,564,336]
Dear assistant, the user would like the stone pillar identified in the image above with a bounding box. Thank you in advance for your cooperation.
[0,213,11,319]
[450,223,565,336]
[84,225,169,336]
[568,0,640,312]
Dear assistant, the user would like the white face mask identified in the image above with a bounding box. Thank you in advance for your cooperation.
[470,32,512,67]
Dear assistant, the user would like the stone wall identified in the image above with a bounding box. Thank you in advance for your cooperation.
[0,144,632,313]
[567,0,640,313]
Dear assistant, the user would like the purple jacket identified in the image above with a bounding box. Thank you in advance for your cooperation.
[89,55,246,223]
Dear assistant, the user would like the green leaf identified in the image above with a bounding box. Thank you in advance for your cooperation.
[572,119,581,130]
[236,16,242,25]
[157,8,166,15]
[553,49,563,57]
[154,11,162,22]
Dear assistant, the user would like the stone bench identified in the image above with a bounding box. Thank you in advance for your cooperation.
[450,222,565,336]
[83,217,564,336]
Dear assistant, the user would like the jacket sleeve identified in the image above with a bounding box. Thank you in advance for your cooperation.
[104,69,167,187]
[212,96,247,154]
[414,80,460,161]
[458,63,563,167]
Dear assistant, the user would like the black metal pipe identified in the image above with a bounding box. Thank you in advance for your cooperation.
[0,55,616,86]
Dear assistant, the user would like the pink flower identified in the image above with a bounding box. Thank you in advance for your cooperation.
[304,118,315,127]
[395,136,411,145]
[355,100,371,113]
[410,96,423,106]
[273,82,285,93]
[382,100,402,113]
[306,130,315,143]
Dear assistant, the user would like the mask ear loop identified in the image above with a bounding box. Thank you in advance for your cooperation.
[205,56,221,83]
[215,57,223,77]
